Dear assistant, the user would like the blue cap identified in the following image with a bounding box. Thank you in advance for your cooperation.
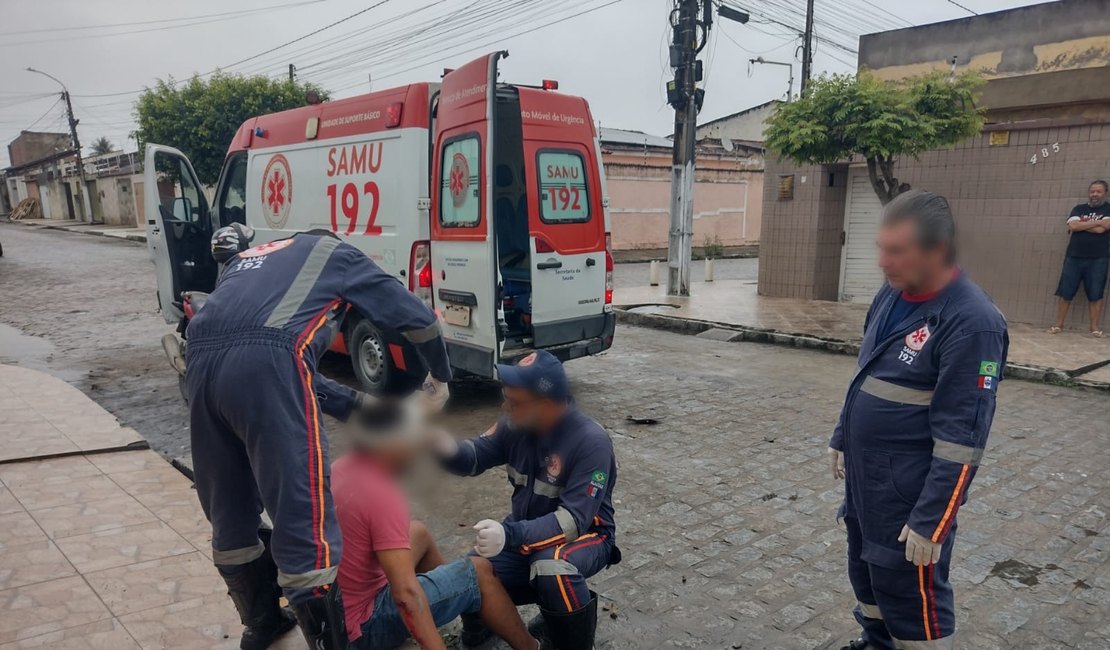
[496,350,570,401]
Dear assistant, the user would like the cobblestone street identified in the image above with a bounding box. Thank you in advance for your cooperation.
[0,223,1107,648]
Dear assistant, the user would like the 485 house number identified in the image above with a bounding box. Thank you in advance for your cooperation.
[1029,142,1061,165]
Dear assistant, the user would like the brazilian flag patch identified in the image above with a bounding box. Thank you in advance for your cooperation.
[979,361,1000,377]
[591,470,608,485]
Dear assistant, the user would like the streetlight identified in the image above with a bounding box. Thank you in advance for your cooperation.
[25,67,95,223]
[749,57,795,102]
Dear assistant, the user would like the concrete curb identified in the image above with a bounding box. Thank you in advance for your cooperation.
[615,307,1110,391]
[4,218,147,244]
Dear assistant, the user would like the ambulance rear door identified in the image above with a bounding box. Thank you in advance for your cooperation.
[430,52,506,377]
[519,90,609,348]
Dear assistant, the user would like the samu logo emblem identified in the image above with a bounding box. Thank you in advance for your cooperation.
[904,325,931,352]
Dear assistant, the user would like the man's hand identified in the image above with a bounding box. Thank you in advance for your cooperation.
[419,374,450,414]
[899,525,942,566]
[427,427,459,459]
[473,519,506,558]
[828,447,845,480]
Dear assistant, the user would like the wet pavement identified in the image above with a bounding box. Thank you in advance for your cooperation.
[1,222,1108,648]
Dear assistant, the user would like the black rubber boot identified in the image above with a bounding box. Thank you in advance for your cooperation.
[291,582,348,650]
[460,612,494,648]
[839,640,871,650]
[541,592,598,650]
[217,536,297,650]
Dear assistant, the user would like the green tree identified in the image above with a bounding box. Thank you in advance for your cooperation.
[134,73,327,185]
[764,71,985,204]
[90,136,114,156]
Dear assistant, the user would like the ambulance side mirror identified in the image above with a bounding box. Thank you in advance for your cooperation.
[172,197,194,222]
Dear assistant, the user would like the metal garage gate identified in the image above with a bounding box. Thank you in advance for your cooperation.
[838,167,885,303]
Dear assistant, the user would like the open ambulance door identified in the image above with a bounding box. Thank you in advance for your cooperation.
[430,52,506,377]
[143,144,217,325]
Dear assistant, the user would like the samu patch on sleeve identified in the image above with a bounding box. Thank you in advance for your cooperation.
[978,361,1000,377]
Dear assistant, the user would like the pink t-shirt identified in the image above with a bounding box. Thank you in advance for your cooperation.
[331,452,411,642]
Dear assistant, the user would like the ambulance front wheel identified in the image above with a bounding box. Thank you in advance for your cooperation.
[347,318,422,396]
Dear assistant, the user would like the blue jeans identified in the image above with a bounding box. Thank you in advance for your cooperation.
[1056,255,1109,301]
[353,559,481,649]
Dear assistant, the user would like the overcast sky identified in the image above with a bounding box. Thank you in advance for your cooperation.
[0,0,1050,168]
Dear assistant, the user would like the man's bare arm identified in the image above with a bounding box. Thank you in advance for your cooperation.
[1068,219,1103,232]
[377,548,448,650]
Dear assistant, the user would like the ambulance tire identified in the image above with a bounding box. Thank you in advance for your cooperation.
[347,318,422,396]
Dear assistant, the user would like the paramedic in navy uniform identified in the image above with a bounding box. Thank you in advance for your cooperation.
[185,229,451,650]
[828,192,1009,650]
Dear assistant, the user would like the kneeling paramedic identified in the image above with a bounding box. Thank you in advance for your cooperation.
[186,229,452,649]
[828,192,1008,650]
[432,350,620,650]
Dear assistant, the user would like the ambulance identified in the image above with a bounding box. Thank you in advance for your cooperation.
[144,52,615,393]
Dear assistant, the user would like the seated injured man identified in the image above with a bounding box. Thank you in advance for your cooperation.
[331,405,540,650]
[430,350,621,650]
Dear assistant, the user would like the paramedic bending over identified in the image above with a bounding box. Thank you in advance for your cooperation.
[185,228,451,650]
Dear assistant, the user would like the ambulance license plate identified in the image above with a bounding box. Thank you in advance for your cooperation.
[444,304,471,327]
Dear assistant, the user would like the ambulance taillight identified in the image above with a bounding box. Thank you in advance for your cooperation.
[535,235,556,254]
[410,241,433,308]
[604,233,614,306]
[542,79,559,91]
[386,102,404,128]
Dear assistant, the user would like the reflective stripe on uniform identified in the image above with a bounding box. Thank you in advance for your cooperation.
[555,506,579,542]
[506,466,527,486]
[859,376,934,406]
[932,438,984,466]
[212,541,265,566]
[534,481,563,499]
[264,237,341,328]
[278,565,338,589]
[892,636,955,649]
[857,601,883,620]
[401,321,442,344]
[529,558,580,580]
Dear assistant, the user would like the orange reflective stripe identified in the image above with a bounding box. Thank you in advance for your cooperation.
[932,464,970,542]
[917,564,932,641]
[553,544,574,612]
[520,533,567,555]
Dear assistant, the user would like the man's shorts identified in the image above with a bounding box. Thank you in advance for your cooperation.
[353,558,481,649]
[1056,255,1110,302]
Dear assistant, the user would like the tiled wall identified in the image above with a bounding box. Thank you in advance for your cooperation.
[759,121,1110,327]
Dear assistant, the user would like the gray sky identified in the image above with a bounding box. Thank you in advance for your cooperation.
[1,0,1049,168]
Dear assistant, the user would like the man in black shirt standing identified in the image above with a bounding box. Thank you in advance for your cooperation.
[1051,180,1110,337]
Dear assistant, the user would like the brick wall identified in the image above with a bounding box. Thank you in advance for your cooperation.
[758,120,1110,327]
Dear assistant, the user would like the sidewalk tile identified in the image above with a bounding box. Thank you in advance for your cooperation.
[5,474,126,511]
[84,552,225,617]
[0,575,112,643]
[30,493,158,540]
[117,593,243,650]
[0,489,21,515]
[53,521,194,574]
[108,463,193,495]
[0,510,47,549]
[0,428,78,462]
[0,618,138,649]
[0,539,75,590]
[0,456,101,487]
[87,449,169,475]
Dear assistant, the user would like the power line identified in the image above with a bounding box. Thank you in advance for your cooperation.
[946,0,978,15]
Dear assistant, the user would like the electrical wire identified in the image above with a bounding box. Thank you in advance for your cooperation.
[946,0,979,15]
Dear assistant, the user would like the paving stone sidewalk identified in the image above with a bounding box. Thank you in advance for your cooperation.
[616,280,1110,387]
[0,364,306,649]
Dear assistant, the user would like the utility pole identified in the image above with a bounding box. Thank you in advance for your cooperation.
[27,67,94,223]
[800,0,815,95]
[665,0,703,296]
[288,64,296,83]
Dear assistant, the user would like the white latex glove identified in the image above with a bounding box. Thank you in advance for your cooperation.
[828,447,845,480]
[420,374,450,414]
[899,525,942,566]
[473,519,506,558]
[427,427,459,459]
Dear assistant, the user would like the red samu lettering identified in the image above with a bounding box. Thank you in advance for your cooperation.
[326,143,384,177]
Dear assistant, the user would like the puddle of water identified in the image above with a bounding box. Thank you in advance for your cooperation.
[0,322,84,382]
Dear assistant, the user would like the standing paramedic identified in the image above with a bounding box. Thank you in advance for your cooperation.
[1050,180,1110,337]
[185,229,451,650]
[432,350,619,650]
[827,192,1008,650]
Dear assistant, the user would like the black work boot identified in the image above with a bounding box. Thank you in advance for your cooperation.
[460,612,494,648]
[217,549,297,650]
[541,592,598,650]
[292,582,348,650]
[839,639,871,650]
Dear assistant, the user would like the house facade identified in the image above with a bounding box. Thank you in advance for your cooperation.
[758,0,1110,327]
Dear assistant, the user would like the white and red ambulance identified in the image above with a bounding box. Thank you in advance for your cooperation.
[144,52,615,393]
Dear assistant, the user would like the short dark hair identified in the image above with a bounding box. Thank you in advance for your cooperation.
[1091,180,1109,192]
[881,190,957,263]
[302,228,340,239]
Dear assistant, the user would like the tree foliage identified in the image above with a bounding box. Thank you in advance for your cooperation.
[90,137,114,156]
[134,73,327,185]
[764,71,985,204]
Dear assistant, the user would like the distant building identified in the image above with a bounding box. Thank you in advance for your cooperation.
[599,126,764,252]
[759,0,1110,327]
[696,100,782,143]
